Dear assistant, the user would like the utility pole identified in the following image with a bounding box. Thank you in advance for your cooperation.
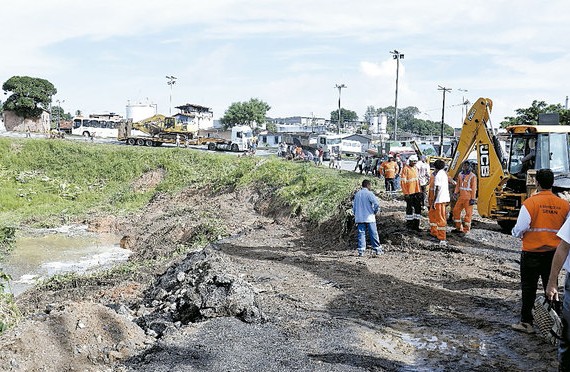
[166,76,177,116]
[390,50,404,140]
[438,86,452,156]
[335,84,346,134]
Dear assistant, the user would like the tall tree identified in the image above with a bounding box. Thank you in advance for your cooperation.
[500,100,570,127]
[220,98,271,129]
[2,76,56,119]
[363,105,380,124]
[50,106,72,126]
[330,108,358,123]
[371,105,454,136]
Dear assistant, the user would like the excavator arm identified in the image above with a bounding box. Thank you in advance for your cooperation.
[448,98,506,218]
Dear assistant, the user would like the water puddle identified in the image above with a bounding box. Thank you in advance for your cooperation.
[1,225,131,296]
[358,317,504,371]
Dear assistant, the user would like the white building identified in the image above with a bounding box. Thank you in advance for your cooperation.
[174,103,214,131]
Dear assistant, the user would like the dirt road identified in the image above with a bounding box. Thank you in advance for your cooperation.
[0,187,562,371]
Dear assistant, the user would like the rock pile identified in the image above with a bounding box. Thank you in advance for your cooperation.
[136,246,263,337]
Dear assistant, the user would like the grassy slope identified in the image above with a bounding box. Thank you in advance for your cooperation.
[0,138,383,329]
[0,138,377,228]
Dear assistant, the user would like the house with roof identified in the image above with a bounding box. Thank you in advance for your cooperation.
[174,103,214,132]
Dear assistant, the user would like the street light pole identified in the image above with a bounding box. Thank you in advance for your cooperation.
[166,76,177,116]
[438,86,452,156]
[458,88,469,122]
[390,50,404,141]
[335,84,346,134]
[56,99,65,131]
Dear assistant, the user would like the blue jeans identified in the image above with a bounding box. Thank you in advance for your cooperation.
[357,223,380,253]
[560,272,570,370]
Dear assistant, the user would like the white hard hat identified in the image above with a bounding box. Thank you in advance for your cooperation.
[408,155,418,162]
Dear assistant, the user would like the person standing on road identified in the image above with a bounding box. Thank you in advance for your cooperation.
[354,154,364,173]
[336,151,342,170]
[401,155,423,231]
[394,154,403,191]
[511,168,570,334]
[380,155,398,194]
[352,179,382,257]
[176,134,181,147]
[317,147,324,166]
[431,159,450,246]
[452,162,477,235]
[546,216,570,371]
[416,155,430,209]
[313,148,319,165]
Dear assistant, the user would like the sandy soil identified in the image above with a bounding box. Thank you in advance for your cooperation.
[0,184,563,371]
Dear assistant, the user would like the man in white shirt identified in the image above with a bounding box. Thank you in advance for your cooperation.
[431,159,450,247]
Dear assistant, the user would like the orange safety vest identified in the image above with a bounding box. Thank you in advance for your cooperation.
[522,190,570,252]
[381,161,398,179]
[400,165,421,195]
[454,172,477,200]
[427,172,436,205]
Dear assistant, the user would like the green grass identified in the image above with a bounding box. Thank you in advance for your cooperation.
[0,138,379,227]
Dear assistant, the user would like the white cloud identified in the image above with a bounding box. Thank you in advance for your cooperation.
[1,0,570,124]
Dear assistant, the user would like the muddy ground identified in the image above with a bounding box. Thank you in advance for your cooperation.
[0,184,563,371]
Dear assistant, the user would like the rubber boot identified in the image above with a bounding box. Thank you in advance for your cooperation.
[413,219,421,231]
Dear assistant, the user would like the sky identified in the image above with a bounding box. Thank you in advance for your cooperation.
[1,0,570,128]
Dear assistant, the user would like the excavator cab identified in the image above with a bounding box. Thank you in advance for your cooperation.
[497,128,570,230]
[506,127,570,190]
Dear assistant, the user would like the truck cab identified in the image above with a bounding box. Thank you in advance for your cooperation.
[231,125,254,151]
[317,134,344,159]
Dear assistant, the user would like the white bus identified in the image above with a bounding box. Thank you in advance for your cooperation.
[72,117,136,138]
[341,139,362,155]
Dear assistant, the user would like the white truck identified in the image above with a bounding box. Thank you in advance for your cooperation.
[315,134,346,160]
[206,125,254,152]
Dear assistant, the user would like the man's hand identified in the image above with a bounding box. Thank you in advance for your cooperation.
[469,199,476,205]
[546,280,560,302]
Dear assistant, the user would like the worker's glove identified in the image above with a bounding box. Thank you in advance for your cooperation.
[469,199,476,206]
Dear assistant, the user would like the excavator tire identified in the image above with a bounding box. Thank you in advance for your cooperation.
[208,142,216,151]
[231,143,239,152]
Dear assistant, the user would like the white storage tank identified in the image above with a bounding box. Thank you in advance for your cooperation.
[126,101,157,122]
[370,116,379,134]
[379,112,388,134]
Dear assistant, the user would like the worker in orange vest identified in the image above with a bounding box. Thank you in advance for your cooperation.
[452,162,477,234]
[400,155,422,231]
[380,155,399,193]
[511,168,570,334]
